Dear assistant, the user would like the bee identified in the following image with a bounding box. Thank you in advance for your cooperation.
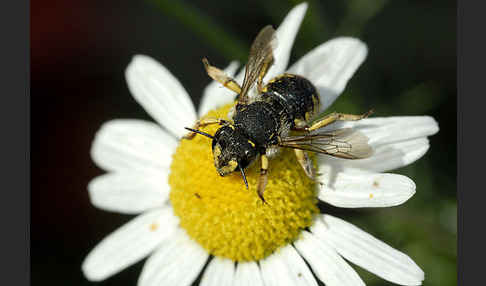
[185,25,373,202]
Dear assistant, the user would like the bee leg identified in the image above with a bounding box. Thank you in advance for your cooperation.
[183,118,229,140]
[257,154,269,204]
[294,149,314,179]
[202,58,242,94]
[307,110,374,131]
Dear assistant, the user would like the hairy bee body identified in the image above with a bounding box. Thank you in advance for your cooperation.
[233,74,319,152]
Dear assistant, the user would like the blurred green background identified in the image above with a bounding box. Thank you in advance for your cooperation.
[32,0,456,285]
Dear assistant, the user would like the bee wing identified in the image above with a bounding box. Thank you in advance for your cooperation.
[279,128,373,159]
[239,25,276,104]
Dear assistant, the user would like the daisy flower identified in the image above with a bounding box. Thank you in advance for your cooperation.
[82,3,439,286]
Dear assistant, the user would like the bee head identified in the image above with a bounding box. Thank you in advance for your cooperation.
[211,125,258,177]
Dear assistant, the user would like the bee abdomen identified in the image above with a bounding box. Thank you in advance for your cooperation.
[263,74,319,125]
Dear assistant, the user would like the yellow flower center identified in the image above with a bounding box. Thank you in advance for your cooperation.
[169,103,318,262]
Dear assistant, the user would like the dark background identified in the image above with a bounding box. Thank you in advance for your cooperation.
[31,0,456,285]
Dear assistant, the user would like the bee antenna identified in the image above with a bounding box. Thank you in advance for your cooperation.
[239,166,249,189]
[184,127,214,139]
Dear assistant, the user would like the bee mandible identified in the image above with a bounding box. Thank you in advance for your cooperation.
[185,26,373,202]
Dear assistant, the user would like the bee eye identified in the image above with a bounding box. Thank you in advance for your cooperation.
[245,150,250,156]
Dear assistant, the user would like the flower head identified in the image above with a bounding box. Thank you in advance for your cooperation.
[83,3,438,285]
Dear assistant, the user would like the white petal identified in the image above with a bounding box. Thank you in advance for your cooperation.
[138,229,209,286]
[317,169,416,208]
[264,2,308,82]
[91,119,177,174]
[234,261,264,286]
[125,55,197,138]
[294,231,365,286]
[288,37,367,111]
[317,116,439,172]
[260,245,318,286]
[260,249,293,286]
[200,257,235,286]
[88,172,169,214]
[321,116,439,146]
[321,138,430,173]
[312,214,425,285]
[199,61,240,117]
[82,207,178,281]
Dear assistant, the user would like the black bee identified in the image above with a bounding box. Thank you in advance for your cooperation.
[185,25,373,202]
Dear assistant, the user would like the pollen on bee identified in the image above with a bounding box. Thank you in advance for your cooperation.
[149,222,159,231]
[369,193,374,198]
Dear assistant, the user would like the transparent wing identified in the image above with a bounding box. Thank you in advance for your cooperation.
[239,25,276,104]
[279,128,373,159]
